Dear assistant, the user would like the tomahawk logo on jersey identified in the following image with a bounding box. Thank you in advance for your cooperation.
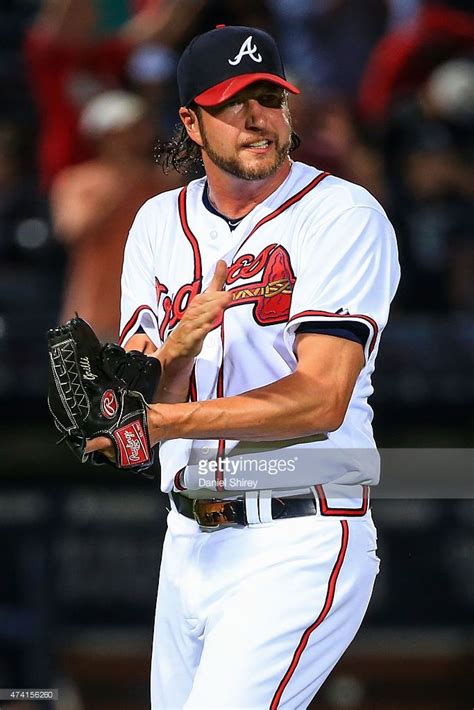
[119,161,400,494]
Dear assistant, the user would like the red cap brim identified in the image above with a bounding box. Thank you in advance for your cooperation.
[194,73,300,107]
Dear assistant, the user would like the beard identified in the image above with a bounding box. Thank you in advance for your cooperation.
[200,126,292,181]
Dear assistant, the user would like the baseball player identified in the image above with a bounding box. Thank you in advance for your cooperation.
[87,25,400,709]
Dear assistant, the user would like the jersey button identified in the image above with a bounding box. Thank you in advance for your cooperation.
[210,230,218,239]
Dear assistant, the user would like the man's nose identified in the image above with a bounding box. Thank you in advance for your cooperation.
[244,99,266,129]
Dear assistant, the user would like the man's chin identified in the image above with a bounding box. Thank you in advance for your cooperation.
[223,155,288,181]
[238,165,281,181]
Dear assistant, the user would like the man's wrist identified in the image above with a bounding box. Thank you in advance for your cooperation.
[151,346,195,403]
[157,341,194,375]
[163,356,195,379]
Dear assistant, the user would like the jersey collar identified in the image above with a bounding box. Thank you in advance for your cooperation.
[202,181,247,231]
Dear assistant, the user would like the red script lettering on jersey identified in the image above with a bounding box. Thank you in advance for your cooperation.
[154,244,296,336]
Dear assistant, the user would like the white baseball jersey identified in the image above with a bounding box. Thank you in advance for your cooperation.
[119,160,400,498]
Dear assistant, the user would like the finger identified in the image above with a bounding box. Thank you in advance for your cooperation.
[182,292,232,323]
[206,259,228,292]
[194,291,233,307]
[187,300,232,328]
[85,436,112,454]
[199,291,233,309]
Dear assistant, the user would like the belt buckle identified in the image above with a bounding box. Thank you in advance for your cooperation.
[192,498,239,529]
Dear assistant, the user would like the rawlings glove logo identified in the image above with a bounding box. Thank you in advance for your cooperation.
[100,389,118,419]
[124,429,142,461]
[114,420,149,466]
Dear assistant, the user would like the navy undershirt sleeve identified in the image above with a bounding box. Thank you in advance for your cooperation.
[295,321,369,347]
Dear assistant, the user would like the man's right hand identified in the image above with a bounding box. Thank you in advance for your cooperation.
[160,259,232,364]
[148,260,232,403]
[123,261,231,403]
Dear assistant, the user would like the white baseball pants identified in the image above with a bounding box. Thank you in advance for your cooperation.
[150,508,379,709]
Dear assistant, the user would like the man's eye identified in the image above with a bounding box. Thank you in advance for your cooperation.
[259,94,284,108]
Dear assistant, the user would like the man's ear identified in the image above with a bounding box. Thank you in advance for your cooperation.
[179,106,204,148]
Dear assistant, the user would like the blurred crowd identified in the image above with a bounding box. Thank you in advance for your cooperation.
[0,0,473,398]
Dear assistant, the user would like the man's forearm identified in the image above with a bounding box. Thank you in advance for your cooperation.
[148,371,343,445]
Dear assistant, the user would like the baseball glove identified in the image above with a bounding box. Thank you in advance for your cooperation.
[47,316,161,474]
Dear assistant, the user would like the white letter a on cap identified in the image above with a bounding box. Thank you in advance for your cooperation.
[228,36,262,65]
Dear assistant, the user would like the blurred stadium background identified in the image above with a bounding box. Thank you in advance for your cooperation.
[0,0,473,708]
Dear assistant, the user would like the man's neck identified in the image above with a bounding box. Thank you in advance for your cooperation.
[205,159,292,220]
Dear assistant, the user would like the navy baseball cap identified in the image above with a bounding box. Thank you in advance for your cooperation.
[177,25,300,107]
